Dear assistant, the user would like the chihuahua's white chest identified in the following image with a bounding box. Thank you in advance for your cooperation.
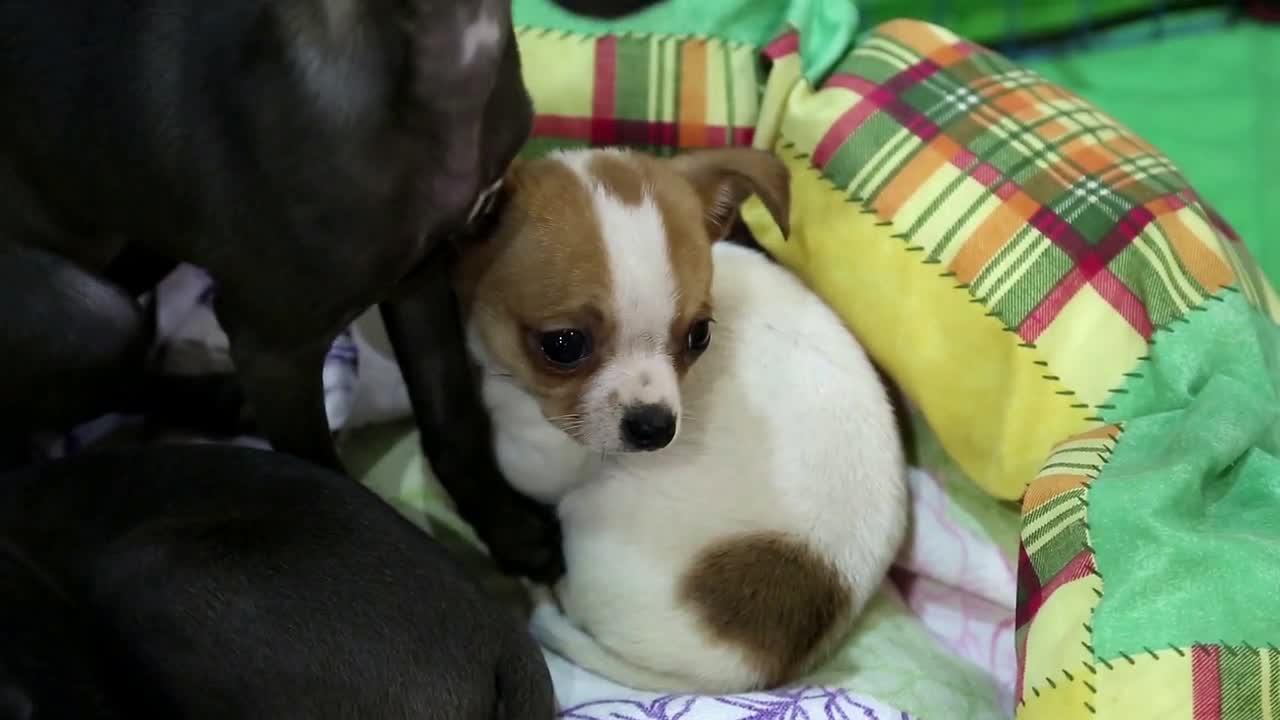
[480,375,595,505]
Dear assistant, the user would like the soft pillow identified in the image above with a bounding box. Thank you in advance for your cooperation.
[739,18,1280,720]
[742,18,1278,502]
[510,0,860,157]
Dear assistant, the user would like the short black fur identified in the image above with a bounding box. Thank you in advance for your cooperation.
[0,443,556,719]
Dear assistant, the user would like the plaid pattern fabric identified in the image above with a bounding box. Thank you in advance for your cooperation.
[748,19,1279,504]
[1016,426,1114,716]
[1192,645,1280,720]
[804,22,1273,349]
[740,18,1280,720]
[514,28,763,158]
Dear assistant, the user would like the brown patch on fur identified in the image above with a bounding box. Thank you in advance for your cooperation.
[587,152,646,206]
[453,158,616,425]
[650,148,790,370]
[679,532,852,689]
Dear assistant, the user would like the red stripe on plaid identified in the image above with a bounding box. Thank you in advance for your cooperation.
[1016,543,1041,626]
[1016,548,1094,628]
[1091,270,1153,337]
[591,36,619,146]
[813,65,945,167]
[1192,645,1223,720]
[532,116,753,149]
[1018,201,1164,341]
[764,30,800,60]
[1021,267,1089,340]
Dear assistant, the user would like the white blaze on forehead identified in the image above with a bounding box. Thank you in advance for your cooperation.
[555,150,679,356]
[460,10,503,66]
[553,150,684,450]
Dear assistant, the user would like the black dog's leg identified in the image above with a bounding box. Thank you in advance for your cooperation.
[380,266,564,583]
[0,246,150,454]
[218,327,341,470]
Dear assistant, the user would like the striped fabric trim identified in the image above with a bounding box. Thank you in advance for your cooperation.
[1193,645,1280,720]
[516,28,764,157]
[1017,425,1117,643]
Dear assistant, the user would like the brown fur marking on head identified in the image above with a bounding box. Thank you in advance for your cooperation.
[587,152,647,206]
[666,148,792,241]
[454,148,783,436]
[453,157,616,426]
[679,531,852,689]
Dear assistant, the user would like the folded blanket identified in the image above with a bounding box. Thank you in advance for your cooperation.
[47,265,1017,719]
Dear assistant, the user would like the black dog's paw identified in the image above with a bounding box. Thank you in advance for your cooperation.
[475,491,565,584]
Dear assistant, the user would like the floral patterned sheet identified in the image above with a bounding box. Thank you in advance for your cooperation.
[56,265,1020,720]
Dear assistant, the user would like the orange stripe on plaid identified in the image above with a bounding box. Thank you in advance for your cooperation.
[991,88,1039,116]
[1060,135,1115,175]
[955,185,1043,277]
[1022,474,1087,513]
[926,40,972,68]
[678,41,708,148]
[877,137,962,218]
[952,196,1038,283]
[1156,207,1235,292]
[1022,424,1120,511]
[875,18,957,57]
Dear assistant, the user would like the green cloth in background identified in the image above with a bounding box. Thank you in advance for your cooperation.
[1092,289,1280,658]
[858,0,1162,45]
[512,0,860,85]
[1026,16,1280,287]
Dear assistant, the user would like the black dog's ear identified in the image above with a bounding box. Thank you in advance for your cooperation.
[543,0,667,19]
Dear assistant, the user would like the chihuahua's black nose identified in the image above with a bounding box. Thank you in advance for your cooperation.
[620,404,677,451]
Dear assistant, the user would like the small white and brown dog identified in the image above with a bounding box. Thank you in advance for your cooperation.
[453,147,908,693]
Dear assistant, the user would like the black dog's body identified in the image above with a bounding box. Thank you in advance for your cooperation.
[0,443,555,719]
[0,0,565,578]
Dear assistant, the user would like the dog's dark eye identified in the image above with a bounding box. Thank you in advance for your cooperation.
[687,319,713,354]
[539,329,592,368]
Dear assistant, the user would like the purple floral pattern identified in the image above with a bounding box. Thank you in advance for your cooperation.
[558,688,913,720]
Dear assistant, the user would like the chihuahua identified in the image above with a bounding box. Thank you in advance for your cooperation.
[453,147,908,693]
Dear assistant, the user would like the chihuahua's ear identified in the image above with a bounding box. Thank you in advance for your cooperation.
[668,148,791,242]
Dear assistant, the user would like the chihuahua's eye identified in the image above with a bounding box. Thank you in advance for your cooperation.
[539,329,592,368]
[687,319,713,354]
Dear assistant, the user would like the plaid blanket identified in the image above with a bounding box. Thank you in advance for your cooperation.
[740,17,1280,720]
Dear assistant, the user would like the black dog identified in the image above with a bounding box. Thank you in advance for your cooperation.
[0,443,555,719]
[0,0,662,582]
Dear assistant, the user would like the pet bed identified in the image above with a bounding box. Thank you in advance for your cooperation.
[44,3,1280,720]
[133,267,1014,720]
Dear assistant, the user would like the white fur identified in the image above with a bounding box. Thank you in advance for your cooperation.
[459,10,502,66]
[554,150,684,452]
[480,242,908,693]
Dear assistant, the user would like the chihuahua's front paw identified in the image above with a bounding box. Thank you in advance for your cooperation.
[477,490,565,584]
